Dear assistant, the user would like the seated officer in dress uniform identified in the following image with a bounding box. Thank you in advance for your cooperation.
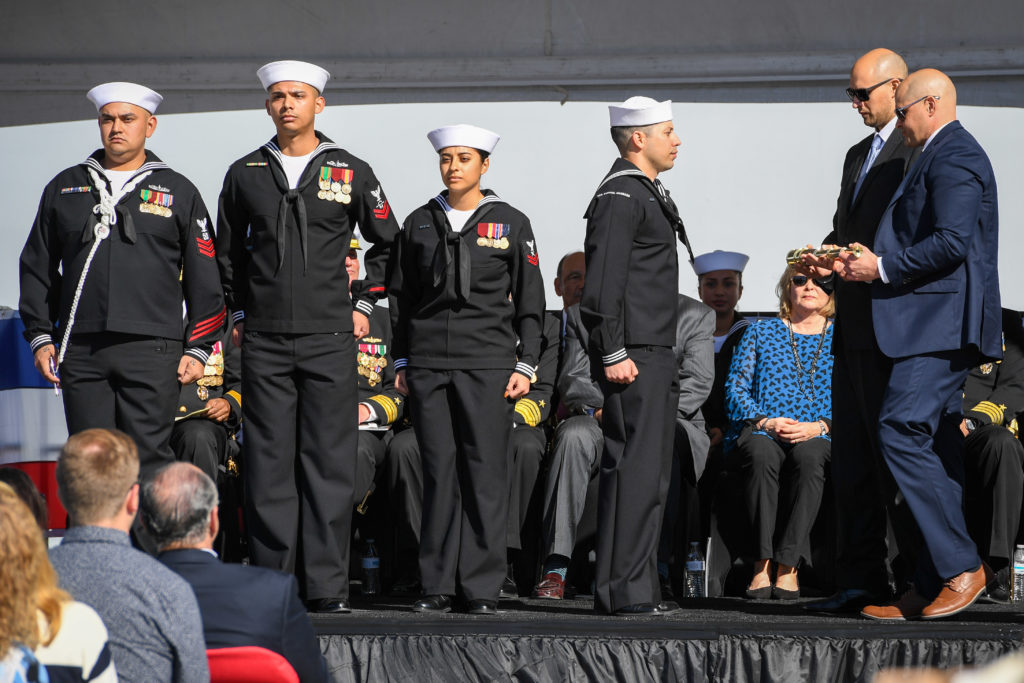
[384,315,560,598]
[962,308,1024,602]
[349,238,404,525]
[169,323,243,558]
[170,326,241,485]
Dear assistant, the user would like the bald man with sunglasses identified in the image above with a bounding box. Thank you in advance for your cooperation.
[835,68,1000,621]
[802,49,920,614]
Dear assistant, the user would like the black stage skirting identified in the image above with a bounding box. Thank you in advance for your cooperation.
[313,596,1024,682]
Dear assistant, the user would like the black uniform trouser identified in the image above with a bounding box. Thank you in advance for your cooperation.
[407,367,512,601]
[242,331,356,600]
[658,423,700,567]
[170,418,228,484]
[964,424,1024,568]
[507,426,547,552]
[386,428,422,570]
[61,332,181,473]
[831,339,914,594]
[595,346,678,613]
[737,428,830,568]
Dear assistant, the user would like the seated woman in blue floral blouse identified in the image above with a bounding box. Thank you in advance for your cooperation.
[725,265,834,600]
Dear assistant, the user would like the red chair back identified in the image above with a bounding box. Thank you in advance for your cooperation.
[207,646,299,683]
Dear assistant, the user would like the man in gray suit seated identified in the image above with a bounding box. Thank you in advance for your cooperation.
[533,295,714,600]
[49,429,208,683]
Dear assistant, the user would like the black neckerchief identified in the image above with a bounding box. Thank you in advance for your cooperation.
[260,132,344,274]
[427,189,502,303]
[80,150,169,245]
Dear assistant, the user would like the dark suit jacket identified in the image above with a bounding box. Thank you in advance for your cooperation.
[825,126,919,350]
[560,297,715,478]
[159,549,327,683]
[872,121,1001,360]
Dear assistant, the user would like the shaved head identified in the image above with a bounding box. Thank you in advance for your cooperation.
[848,48,908,130]
[895,69,957,147]
[851,48,909,83]
[899,69,956,108]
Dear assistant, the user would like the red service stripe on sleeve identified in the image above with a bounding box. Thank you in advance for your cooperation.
[196,237,216,257]
[368,286,386,292]
[188,308,226,341]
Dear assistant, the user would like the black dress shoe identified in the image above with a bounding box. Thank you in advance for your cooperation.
[745,585,773,600]
[499,575,519,600]
[466,599,498,615]
[614,603,665,616]
[981,566,1011,604]
[803,588,880,613]
[307,598,351,613]
[413,594,453,613]
[657,600,681,615]
[772,585,800,601]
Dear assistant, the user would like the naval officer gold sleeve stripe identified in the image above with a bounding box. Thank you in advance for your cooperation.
[514,399,543,427]
[368,395,399,424]
[226,390,242,408]
[971,400,1004,425]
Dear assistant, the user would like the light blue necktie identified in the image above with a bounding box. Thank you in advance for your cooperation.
[851,133,884,204]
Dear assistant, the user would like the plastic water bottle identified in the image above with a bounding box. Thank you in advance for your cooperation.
[1012,545,1024,604]
[684,541,706,598]
[362,539,380,596]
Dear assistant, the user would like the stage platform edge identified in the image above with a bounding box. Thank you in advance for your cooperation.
[312,596,1024,682]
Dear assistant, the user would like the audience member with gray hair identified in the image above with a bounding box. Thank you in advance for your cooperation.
[48,428,208,683]
[143,462,327,683]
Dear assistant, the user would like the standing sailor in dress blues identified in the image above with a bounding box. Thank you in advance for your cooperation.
[19,82,225,479]
[215,60,400,614]
[581,96,694,616]
[390,124,545,614]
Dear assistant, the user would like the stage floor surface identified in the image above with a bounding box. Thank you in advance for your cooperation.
[312,595,1024,682]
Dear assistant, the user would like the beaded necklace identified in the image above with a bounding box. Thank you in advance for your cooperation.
[785,318,829,401]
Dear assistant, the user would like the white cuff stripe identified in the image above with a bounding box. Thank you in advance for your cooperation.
[602,349,628,364]
[232,311,245,322]
[185,349,209,363]
[30,335,53,352]
[514,362,535,376]
[394,358,408,369]
[354,300,374,315]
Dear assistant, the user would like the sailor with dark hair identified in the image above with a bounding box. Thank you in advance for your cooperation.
[581,96,694,615]
[215,60,400,613]
[390,124,545,614]
[19,81,225,476]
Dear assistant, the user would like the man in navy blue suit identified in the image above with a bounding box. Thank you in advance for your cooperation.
[835,69,1001,620]
[140,462,327,681]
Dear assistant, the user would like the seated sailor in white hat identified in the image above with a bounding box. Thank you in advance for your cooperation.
[215,60,401,614]
[580,95,694,615]
[389,124,546,614]
[693,250,750,447]
[19,82,225,495]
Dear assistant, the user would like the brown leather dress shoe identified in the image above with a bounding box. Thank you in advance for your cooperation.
[921,563,994,620]
[861,587,930,621]
[532,572,566,600]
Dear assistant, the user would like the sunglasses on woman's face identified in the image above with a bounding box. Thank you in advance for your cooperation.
[791,275,831,290]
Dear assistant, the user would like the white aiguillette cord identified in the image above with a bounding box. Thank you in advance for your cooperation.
[56,168,152,366]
